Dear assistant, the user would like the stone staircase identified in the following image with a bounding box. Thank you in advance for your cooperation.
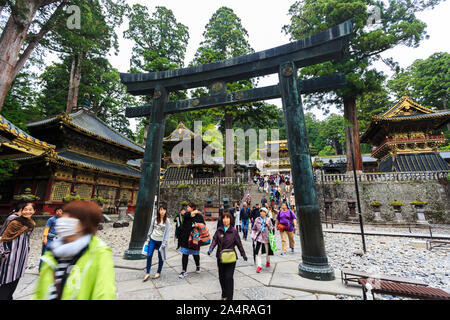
[245,182,266,207]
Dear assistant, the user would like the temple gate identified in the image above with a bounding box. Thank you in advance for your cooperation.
[120,20,353,280]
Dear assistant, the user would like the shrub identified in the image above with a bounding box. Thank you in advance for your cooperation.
[176,184,189,189]
[370,201,383,206]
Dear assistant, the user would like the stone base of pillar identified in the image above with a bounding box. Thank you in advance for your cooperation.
[124,248,146,260]
[298,262,335,281]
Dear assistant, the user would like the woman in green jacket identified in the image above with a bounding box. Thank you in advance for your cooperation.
[33,201,115,300]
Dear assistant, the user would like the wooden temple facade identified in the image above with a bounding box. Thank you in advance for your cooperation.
[361,95,450,172]
[0,106,144,215]
[161,122,222,180]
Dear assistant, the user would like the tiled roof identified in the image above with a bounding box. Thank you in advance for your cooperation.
[162,166,193,180]
[27,109,144,154]
[0,115,55,150]
[379,153,450,172]
[55,150,141,178]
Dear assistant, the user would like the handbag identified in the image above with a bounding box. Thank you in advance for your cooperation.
[218,231,236,264]
[277,224,289,232]
[219,249,237,264]
[142,241,148,255]
[268,229,277,252]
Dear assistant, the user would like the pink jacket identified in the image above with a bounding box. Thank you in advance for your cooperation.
[251,217,273,243]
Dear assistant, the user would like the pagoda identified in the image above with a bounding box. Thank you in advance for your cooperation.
[0,105,144,214]
[360,95,450,172]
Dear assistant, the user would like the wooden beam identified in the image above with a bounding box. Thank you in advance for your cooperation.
[120,20,353,95]
[125,74,346,118]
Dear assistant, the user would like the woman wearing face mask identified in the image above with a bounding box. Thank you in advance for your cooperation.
[143,204,170,281]
[33,201,115,300]
[0,202,36,300]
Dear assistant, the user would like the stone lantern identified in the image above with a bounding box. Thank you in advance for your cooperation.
[347,199,358,222]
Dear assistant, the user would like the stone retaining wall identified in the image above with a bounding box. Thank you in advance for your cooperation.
[316,179,450,224]
[160,183,246,217]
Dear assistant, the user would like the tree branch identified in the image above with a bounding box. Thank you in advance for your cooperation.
[13,0,67,78]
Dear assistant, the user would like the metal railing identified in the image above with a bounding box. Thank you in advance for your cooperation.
[318,170,449,184]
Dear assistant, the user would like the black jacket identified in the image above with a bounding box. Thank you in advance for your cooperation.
[251,208,260,221]
[240,207,250,220]
[210,226,246,260]
[179,211,205,249]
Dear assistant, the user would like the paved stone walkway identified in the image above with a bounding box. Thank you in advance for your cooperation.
[13,221,362,300]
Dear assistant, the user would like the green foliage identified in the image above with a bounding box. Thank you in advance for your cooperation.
[370,201,383,207]
[0,160,18,182]
[390,200,403,206]
[388,52,450,110]
[176,184,189,189]
[124,5,189,73]
[283,0,442,105]
[1,65,43,128]
[37,57,135,139]
[318,145,337,156]
[333,180,342,185]
[410,200,427,205]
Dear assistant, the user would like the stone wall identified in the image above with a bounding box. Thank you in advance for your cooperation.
[316,180,450,224]
[160,183,246,217]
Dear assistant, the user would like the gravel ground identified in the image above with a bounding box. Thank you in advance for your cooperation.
[25,220,449,300]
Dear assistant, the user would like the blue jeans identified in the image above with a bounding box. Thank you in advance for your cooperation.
[146,239,164,274]
[241,219,249,239]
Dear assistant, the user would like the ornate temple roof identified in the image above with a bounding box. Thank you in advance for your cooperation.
[163,122,202,142]
[361,95,450,143]
[378,153,450,172]
[11,148,141,179]
[27,107,144,155]
[0,114,55,158]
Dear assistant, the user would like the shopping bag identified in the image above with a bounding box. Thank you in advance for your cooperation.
[142,242,148,255]
[268,230,277,253]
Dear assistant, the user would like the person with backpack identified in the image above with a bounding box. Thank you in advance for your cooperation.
[276,202,298,255]
[208,211,247,300]
[251,207,273,273]
[239,202,251,241]
[173,207,185,251]
[250,204,260,229]
[178,202,205,279]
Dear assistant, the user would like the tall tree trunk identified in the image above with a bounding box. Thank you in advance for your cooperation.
[343,96,363,172]
[224,111,234,177]
[66,53,83,113]
[0,0,65,111]
[66,57,76,113]
[0,2,40,111]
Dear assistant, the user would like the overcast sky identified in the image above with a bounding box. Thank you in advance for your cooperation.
[106,0,450,130]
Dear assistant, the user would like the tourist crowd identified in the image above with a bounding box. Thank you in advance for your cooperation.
[0,173,299,301]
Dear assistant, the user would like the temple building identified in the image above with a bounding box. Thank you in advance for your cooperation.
[0,105,144,215]
[360,95,450,172]
[161,122,222,180]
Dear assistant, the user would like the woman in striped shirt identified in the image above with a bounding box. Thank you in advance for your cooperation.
[0,202,36,300]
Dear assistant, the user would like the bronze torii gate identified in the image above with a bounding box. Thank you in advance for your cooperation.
[120,20,353,281]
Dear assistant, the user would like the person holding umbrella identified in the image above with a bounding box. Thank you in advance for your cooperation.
[251,207,273,273]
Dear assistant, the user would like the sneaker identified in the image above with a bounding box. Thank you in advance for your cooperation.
[256,266,262,273]
[195,267,201,274]
[280,252,286,256]
[178,271,188,279]
[266,262,271,268]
